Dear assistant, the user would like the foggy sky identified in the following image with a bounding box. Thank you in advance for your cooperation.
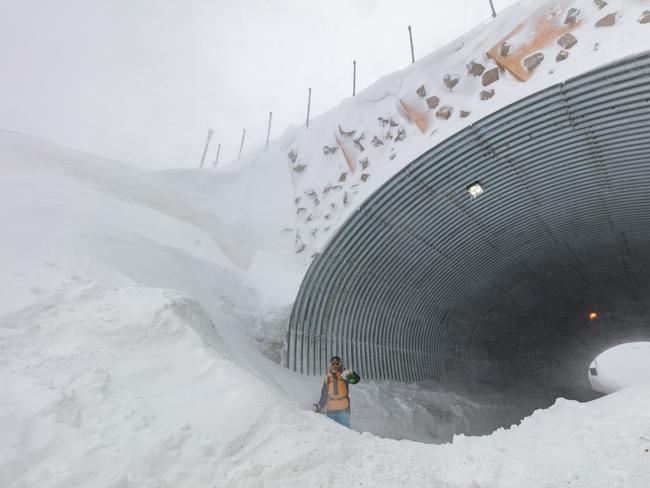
[0,0,517,170]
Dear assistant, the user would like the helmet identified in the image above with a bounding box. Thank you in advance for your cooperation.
[329,356,342,370]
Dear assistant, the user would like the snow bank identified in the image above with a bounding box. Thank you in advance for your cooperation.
[221,382,650,488]
[0,276,293,487]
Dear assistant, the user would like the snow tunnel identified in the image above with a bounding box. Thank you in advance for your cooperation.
[286,53,650,413]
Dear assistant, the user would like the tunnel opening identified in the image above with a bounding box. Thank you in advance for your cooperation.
[588,341,650,395]
[287,52,650,433]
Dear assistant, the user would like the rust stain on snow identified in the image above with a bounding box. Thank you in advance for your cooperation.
[487,2,581,81]
[335,136,357,174]
[399,99,429,134]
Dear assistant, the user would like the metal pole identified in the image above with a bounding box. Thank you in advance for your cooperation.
[353,60,356,96]
[238,129,246,159]
[213,143,221,168]
[265,112,273,151]
[408,26,415,64]
[199,129,213,168]
[306,88,312,128]
[488,0,497,18]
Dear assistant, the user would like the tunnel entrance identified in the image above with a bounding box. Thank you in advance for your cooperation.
[287,52,650,427]
[588,342,650,395]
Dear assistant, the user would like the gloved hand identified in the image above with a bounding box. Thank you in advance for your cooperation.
[342,369,360,384]
[312,403,321,413]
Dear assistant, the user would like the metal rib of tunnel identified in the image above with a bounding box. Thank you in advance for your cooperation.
[287,52,650,402]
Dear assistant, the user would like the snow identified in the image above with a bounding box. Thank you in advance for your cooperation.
[222,385,650,487]
[3,0,650,486]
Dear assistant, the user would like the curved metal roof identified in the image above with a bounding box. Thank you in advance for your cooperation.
[287,52,650,402]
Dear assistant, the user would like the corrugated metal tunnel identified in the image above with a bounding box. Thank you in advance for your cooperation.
[287,52,650,406]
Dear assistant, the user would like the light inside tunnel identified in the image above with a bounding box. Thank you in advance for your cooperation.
[588,311,598,321]
[466,182,484,199]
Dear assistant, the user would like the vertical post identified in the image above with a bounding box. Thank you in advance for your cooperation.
[265,111,273,151]
[306,87,312,128]
[408,25,415,64]
[488,0,497,18]
[199,129,213,168]
[238,129,246,160]
[213,143,221,168]
[352,60,356,96]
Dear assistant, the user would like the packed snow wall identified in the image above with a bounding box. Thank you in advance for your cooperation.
[287,52,650,404]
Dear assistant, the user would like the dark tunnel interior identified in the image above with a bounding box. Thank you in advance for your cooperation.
[286,52,650,429]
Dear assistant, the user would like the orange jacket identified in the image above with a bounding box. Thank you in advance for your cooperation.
[317,368,360,412]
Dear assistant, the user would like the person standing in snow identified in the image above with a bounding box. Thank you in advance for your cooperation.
[312,355,360,428]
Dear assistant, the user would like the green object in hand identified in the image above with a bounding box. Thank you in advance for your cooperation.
[347,372,360,384]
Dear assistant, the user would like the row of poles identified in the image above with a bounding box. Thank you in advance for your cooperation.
[200,1,498,169]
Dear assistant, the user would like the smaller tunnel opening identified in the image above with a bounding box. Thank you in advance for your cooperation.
[588,342,650,395]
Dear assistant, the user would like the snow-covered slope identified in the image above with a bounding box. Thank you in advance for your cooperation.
[0,130,293,485]
[262,0,650,259]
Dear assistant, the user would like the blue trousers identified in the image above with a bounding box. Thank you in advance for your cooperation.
[327,410,351,428]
